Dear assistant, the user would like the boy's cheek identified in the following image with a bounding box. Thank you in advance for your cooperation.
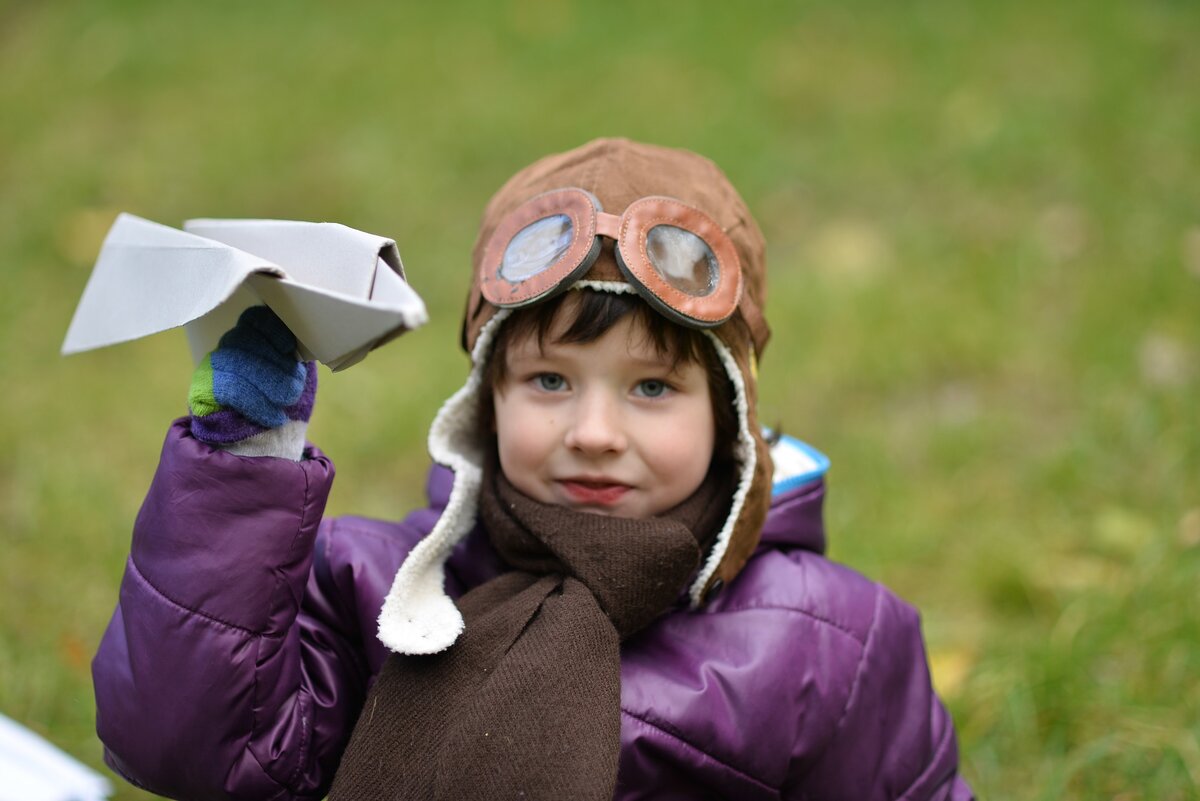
[496,411,554,470]
[496,433,559,506]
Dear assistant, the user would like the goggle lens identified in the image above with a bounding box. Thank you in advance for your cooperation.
[500,214,574,282]
[481,188,744,329]
[646,224,718,297]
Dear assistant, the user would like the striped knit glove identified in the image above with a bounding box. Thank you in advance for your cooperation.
[188,306,316,460]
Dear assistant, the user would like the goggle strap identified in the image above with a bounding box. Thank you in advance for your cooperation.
[594,211,621,240]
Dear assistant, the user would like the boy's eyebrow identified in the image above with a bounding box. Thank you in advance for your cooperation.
[623,355,685,371]
[617,352,697,379]
[505,346,685,373]
[503,347,557,365]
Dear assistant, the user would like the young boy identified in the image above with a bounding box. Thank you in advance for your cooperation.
[92,138,973,800]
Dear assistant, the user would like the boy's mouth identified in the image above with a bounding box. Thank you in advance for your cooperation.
[558,478,631,506]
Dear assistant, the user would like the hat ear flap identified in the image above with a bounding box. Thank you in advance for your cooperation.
[379,309,511,654]
[688,328,773,606]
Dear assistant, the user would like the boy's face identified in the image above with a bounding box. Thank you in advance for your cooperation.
[493,310,716,519]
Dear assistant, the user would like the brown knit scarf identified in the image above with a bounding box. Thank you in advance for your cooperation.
[329,464,730,800]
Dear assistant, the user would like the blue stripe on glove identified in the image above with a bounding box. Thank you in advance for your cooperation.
[209,307,308,429]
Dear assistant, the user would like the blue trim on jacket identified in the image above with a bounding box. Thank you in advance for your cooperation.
[767,432,830,496]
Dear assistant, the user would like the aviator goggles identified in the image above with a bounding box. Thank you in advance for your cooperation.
[479,188,744,329]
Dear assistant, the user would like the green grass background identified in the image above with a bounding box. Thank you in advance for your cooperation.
[2,1,1197,798]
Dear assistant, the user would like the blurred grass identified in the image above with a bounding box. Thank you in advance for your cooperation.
[1,1,1197,798]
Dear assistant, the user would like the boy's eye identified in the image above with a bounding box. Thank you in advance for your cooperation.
[535,373,567,392]
[635,379,670,398]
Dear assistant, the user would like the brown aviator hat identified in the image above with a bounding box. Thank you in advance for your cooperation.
[376,138,774,655]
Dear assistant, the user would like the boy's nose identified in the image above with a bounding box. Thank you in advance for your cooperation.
[564,392,627,455]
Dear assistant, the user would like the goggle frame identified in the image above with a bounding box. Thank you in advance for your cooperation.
[479,187,743,329]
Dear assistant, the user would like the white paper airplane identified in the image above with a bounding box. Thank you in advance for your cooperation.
[62,214,428,371]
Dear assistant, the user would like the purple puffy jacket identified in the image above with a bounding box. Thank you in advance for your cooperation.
[92,421,973,800]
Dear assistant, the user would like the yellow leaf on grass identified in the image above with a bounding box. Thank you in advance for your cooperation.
[928,647,974,699]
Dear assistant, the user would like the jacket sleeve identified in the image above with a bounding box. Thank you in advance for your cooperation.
[92,419,357,801]
[790,585,975,801]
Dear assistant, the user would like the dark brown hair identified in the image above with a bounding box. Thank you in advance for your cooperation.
[480,290,738,465]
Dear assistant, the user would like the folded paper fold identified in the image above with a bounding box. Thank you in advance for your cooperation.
[62,214,428,371]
